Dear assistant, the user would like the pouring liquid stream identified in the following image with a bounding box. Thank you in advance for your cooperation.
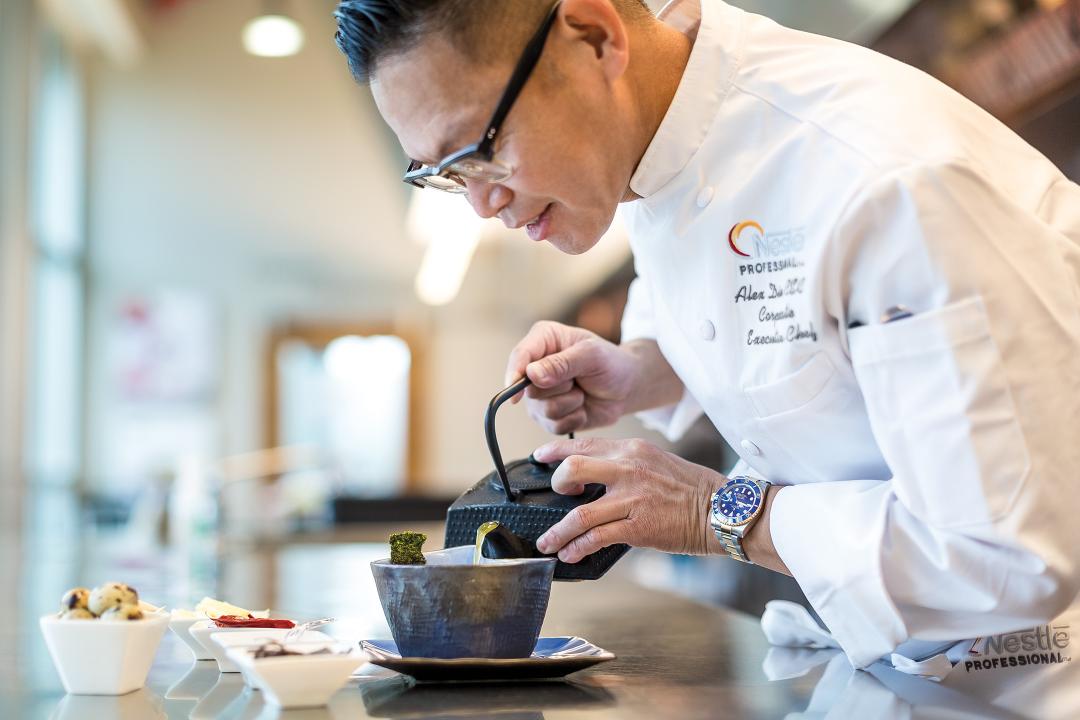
[473,521,501,565]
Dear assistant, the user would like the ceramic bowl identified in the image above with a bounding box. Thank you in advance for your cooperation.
[224,641,366,709]
[371,545,556,659]
[209,629,334,683]
[39,608,169,695]
[168,614,215,661]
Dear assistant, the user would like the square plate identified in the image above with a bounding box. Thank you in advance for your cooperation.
[360,636,615,682]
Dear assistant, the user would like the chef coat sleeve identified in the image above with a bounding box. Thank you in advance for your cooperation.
[728,458,754,479]
[621,270,704,442]
[768,161,1080,669]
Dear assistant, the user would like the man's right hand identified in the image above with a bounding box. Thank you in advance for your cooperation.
[504,322,639,435]
[505,321,682,435]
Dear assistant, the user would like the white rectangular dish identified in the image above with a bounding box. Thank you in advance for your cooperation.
[189,621,332,672]
[224,641,366,708]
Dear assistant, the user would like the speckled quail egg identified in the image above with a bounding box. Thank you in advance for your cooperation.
[58,608,95,620]
[60,587,91,614]
[88,582,139,616]
[100,604,144,621]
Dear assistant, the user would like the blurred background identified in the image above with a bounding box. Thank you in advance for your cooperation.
[0,0,1078,710]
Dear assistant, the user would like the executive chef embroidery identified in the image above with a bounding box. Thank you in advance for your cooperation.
[729,221,816,347]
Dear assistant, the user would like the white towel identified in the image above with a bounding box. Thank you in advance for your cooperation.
[760,600,970,681]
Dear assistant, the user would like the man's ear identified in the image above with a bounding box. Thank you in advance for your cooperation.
[555,0,631,83]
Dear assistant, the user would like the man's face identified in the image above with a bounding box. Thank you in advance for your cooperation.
[371,12,636,255]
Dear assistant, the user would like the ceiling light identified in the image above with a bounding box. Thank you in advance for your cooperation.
[242,12,304,58]
[414,232,481,306]
[407,191,490,306]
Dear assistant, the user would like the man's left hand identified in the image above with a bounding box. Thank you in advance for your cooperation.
[533,437,726,562]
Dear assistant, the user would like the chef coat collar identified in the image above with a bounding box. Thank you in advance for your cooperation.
[629,0,745,198]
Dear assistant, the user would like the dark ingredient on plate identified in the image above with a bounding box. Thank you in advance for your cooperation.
[252,641,333,658]
[389,531,427,565]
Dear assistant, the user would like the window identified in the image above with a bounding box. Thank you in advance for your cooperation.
[274,330,413,497]
[25,31,86,486]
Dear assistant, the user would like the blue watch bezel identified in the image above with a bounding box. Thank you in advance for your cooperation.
[711,476,764,527]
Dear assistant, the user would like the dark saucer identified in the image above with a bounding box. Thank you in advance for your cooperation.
[360,636,615,682]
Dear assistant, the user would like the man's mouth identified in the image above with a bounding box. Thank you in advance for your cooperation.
[525,203,554,242]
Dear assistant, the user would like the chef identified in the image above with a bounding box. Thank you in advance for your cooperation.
[333,0,1080,669]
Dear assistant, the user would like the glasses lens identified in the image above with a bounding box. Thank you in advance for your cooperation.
[448,156,512,183]
[418,173,469,193]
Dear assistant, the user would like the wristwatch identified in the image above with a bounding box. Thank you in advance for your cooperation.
[710,475,772,563]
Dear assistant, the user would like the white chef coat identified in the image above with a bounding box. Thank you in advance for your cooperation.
[620,0,1080,669]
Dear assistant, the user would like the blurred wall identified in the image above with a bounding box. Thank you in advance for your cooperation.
[0,0,35,642]
[82,0,649,498]
[0,0,33,485]
[83,0,413,491]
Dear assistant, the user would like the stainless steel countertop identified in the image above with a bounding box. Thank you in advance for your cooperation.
[5,546,821,719]
[4,492,1079,719]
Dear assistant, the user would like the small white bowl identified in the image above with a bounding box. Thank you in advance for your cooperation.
[224,642,366,709]
[189,620,330,672]
[169,614,215,660]
[209,629,334,679]
[216,638,336,689]
[40,609,169,695]
[185,619,228,660]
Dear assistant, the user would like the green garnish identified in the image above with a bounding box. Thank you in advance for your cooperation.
[389,531,427,565]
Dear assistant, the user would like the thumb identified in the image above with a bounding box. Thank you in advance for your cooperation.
[526,340,605,389]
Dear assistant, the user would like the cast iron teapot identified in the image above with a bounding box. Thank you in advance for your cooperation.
[443,377,630,580]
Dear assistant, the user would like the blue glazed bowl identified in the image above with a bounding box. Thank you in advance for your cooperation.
[371,546,557,659]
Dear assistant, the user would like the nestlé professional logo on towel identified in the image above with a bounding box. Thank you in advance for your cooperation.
[964,624,1072,673]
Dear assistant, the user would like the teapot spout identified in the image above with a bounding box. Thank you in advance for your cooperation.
[479,522,542,560]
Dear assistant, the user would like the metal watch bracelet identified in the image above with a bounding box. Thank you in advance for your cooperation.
[715,525,752,563]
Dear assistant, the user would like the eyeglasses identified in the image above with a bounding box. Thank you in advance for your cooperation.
[402,1,562,193]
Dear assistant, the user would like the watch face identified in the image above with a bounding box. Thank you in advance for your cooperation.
[712,479,762,526]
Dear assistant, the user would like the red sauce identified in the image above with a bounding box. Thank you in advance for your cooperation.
[213,615,295,629]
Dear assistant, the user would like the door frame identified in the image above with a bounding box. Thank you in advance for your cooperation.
[265,322,426,494]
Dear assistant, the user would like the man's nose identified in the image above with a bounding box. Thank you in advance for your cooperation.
[464,179,511,220]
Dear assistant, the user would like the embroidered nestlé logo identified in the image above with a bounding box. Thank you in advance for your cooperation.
[964,624,1072,673]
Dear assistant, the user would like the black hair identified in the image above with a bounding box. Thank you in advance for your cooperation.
[333,0,651,84]
[334,0,438,84]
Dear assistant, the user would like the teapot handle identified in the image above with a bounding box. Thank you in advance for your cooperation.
[485,377,574,502]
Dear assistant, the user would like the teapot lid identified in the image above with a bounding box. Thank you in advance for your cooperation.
[487,455,560,494]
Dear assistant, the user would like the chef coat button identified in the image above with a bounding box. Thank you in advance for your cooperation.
[741,439,762,457]
[699,320,716,341]
[696,186,714,209]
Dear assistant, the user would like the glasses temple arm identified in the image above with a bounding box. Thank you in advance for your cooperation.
[478,1,562,155]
